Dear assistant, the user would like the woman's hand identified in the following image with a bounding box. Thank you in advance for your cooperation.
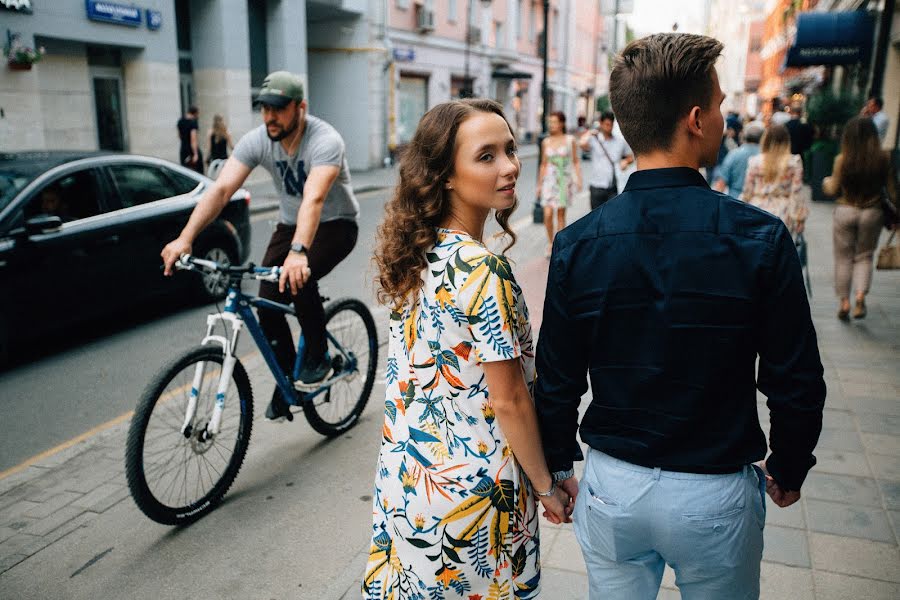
[539,486,573,524]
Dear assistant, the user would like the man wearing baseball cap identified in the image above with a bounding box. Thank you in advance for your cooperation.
[162,71,360,421]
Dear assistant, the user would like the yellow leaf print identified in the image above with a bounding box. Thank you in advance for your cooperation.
[489,508,511,560]
[435,286,453,310]
[403,303,418,352]
[488,579,511,600]
[422,421,450,461]
[439,495,490,526]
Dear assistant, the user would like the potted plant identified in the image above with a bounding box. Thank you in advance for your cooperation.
[806,89,861,201]
[4,39,45,71]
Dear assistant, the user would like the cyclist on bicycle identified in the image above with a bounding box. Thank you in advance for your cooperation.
[161,71,360,422]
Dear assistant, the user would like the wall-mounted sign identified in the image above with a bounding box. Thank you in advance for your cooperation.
[393,47,415,62]
[1,0,33,14]
[86,0,141,27]
[146,9,161,30]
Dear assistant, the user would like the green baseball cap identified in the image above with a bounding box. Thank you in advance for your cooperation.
[254,71,304,108]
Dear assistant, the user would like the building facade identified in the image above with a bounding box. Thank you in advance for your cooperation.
[386,0,605,149]
[707,0,767,116]
[1,0,387,169]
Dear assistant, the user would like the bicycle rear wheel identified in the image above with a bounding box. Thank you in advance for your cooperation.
[125,345,253,525]
[303,298,378,436]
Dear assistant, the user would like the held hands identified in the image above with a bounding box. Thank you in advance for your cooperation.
[761,462,801,508]
[279,251,313,295]
[538,477,579,524]
[161,237,192,276]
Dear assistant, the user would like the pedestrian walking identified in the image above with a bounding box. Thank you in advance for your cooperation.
[539,111,582,257]
[162,71,360,421]
[785,104,814,157]
[741,124,808,236]
[579,111,634,210]
[365,98,570,600]
[713,121,763,197]
[535,33,826,600]
[206,114,234,163]
[823,116,898,320]
[861,96,890,142]
[177,105,203,174]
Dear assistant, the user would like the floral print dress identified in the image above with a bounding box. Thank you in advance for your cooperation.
[740,153,809,235]
[363,228,541,600]
[540,135,576,209]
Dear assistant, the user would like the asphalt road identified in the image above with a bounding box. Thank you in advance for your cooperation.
[0,155,540,472]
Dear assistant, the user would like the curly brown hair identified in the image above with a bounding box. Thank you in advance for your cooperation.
[374,98,518,308]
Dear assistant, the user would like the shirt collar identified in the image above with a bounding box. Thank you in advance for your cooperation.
[622,167,710,193]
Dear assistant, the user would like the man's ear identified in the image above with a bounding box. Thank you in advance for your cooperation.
[687,106,703,138]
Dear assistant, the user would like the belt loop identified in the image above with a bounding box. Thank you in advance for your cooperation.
[652,467,661,481]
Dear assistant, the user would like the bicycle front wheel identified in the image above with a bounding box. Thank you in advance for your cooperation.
[303,298,378,436]
[125,345,253,525]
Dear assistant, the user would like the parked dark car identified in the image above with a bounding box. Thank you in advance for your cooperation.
[0,151,251,364]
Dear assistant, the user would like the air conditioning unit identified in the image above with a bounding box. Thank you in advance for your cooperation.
[468,26,482,45]
[416,6,435,32]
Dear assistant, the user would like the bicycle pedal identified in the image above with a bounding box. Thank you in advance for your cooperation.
[292,369,334,392]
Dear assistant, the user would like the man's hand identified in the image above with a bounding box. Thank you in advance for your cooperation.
[279,251,312,295]
[161,237,192,276]
[540,486,573,524]
[761,461,801,508]
[557,476,579,517]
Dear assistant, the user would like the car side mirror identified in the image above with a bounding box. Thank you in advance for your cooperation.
[25,215,64,234]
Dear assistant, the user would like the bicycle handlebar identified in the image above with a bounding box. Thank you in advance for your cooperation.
[175,254,281,282]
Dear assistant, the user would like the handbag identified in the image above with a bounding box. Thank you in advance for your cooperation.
[876,231,900,270]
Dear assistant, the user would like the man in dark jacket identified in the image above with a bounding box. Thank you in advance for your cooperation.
[535,33,825,600]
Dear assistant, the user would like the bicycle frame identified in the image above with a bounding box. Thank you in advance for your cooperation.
[181,267,359,438]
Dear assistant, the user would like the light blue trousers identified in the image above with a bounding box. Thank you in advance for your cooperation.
[573,449,766,600]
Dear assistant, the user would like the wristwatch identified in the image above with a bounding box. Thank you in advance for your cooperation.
[552,469,575,483]
[289,242,308,256]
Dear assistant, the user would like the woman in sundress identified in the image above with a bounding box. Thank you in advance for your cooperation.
[365,99,571,600]
[539,111,582,257]
[740,124,808,236]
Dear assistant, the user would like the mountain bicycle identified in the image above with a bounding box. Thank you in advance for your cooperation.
[125,255,377,525]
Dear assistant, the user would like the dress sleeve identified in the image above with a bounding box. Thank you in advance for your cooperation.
[452,245,522,364]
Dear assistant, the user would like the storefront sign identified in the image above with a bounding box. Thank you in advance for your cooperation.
[1,0,34,14]
[86,1,141,27]
[393,48,415,62]
[146,9,161,30]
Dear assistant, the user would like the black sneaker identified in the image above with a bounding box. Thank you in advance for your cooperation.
[297,356,333,387]
[265,388,293,422]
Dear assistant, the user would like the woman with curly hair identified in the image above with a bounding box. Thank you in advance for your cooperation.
[824,116,898,319]
[364,99,569,600]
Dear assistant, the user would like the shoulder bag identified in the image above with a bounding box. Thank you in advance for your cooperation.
[876,231,900,270]
[596,135,618,194]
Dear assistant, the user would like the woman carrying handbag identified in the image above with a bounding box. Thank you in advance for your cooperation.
[823,116,899,319]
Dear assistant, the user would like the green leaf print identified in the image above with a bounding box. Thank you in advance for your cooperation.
[511,545,527,578]
[406,537,433,549]
[426,251,441,263]
[483,254,513,280]
[454,251,475,274]
[490,480,516,513]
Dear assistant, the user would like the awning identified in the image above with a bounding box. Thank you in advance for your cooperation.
[491,67,532,79]
[785,11,875,67]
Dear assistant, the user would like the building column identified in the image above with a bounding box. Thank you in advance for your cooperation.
[189,0,254,140]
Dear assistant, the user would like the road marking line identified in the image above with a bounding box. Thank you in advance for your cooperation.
[0,411,134,481]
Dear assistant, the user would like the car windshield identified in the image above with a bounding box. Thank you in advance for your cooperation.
[0,169,36,213]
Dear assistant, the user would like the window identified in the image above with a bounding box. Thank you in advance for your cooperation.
[495,21,503,48]
[164,168,202,195]
[529,2,536,41]
[247,0,269,101]
[516,0,523,40]
[448,0,457,22]
[397,0,410,8]
[107,165,178,208]
[26,170,103,222]
[553,8,560,50]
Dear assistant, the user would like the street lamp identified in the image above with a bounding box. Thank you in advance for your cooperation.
[462,0,492,97]
[533,0,551,223]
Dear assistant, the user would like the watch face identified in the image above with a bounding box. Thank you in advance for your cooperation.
[290,243,307,254]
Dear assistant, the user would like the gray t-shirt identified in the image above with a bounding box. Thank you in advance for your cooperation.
[232,115,359,225]
[587,134,632,188]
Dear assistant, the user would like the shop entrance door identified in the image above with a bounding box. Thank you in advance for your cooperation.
[91,68,127,151]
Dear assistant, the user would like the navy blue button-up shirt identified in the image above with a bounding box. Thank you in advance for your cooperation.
[535,167,825,491]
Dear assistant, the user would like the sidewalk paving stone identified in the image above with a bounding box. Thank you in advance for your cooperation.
[862,433,900,456]
[802,472,883,508]
[811,449,872,477]
[760,562,815,600]
[869,453,900,481]
[815,428,864,452]
[21,505,86,538]
[804,499,895,543]
[814,571,900,600]
[809,532,900,582]
[762,525,810,568]
[878,480,900,509]
[763,497,806,529]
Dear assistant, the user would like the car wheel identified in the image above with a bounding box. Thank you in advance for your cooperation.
[194,243,236,301]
